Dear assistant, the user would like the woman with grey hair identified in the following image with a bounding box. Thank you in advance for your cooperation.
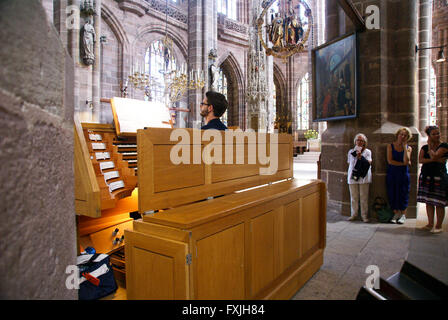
[347,133,372,222]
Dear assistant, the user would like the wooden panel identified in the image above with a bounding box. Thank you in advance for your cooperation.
[143,179,317,229]
[282,199,302,272]
[125,230,188,300]
[153,145,204,192]
[74,117,101,217]
[195,223,245,299]
[302,192,321,255]
[249,210,276,297]
[79,220,133,254]
[212,143,260,183]
[138,128,294,212]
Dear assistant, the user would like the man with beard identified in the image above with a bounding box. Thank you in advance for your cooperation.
[200,91,228,131]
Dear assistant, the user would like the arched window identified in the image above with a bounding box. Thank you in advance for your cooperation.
[217,0,237,20]
[297,73,310,130]
[144,39,177,103]
[216,68,228,126]
[429,66,437,125]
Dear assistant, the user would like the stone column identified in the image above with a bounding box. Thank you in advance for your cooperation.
[187,0,215,128]
[321,0,420,218]
[432,2,448,139]
[417,0,432,132]
[0,0,76,299]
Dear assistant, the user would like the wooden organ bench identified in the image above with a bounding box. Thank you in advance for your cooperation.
[124,128,327,299]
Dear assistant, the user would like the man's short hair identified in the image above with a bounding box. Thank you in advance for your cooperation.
[206,91,228,117]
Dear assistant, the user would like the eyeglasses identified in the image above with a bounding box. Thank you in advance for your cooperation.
[200,102,211,106]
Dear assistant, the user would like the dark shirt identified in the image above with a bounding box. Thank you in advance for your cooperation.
[201,118,228,131]
[421,142,448,178]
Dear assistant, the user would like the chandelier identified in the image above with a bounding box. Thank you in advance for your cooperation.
[257,0,313,62]
[159,0,205,104]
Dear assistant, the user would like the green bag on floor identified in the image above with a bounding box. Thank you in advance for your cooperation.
[372,196,394,223]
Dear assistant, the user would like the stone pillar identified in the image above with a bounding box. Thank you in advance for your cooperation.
[418,0,432,132]
[0,0,76,299]
[432,2,448,139]
[187,0,215,128]
[321,0,420,218]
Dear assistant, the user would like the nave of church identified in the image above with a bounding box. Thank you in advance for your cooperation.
[0,0,447,301]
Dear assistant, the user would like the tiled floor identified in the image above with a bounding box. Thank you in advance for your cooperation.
[292,159,448,300]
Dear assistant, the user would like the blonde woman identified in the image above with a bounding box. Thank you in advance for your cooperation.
[347,133,372,222]
[386,127,412,224]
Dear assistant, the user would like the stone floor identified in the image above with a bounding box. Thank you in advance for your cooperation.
[291,158,448,300]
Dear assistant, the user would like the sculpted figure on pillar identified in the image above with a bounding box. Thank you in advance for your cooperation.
[82,17,96,65]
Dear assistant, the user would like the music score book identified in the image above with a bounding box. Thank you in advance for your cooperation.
[110,97,172,136]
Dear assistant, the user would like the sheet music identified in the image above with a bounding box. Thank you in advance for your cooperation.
[99,161,115,171]
[111,97,172,135]
[91,142,106,150]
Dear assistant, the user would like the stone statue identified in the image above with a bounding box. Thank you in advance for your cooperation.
[210,63,219,91]
[270,14,284,48]
[82,18,96,65]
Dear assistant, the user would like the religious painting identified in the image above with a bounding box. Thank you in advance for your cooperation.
[312,32,358,122]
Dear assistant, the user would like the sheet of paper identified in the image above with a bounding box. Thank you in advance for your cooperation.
[111,97,172,135]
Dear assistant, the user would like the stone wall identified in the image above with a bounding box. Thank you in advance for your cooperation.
[432,0,448,140]
[0,0,76,299]
[322,0,421,218]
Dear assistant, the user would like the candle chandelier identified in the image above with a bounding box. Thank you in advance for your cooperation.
[123,0,205,102]
[258,0,313,62]
[158,0,205,104]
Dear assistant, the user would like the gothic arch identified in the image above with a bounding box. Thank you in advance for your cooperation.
[101,5,130,48]
[134,24,188,63]
[273,63,286,118]
[216,51,245,128]
[101,4,131,78]
[100,5,131,122]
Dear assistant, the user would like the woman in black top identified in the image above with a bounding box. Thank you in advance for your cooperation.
[417,126,448,233]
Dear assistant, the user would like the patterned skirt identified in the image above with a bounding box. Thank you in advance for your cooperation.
[417,174,448,207]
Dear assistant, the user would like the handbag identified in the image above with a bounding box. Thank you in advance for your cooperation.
[77,253,118,300]
[372,196,394,223]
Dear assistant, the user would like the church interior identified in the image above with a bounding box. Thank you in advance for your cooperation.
[0,0,447,301]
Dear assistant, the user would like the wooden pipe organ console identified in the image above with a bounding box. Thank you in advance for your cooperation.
[74,98,174,289]
[74,120,139,284]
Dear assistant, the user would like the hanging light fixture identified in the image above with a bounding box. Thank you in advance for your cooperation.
[257,0,313,63]
[416,44,447,63]
[159,0,205,104]
[436,48,445,63]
